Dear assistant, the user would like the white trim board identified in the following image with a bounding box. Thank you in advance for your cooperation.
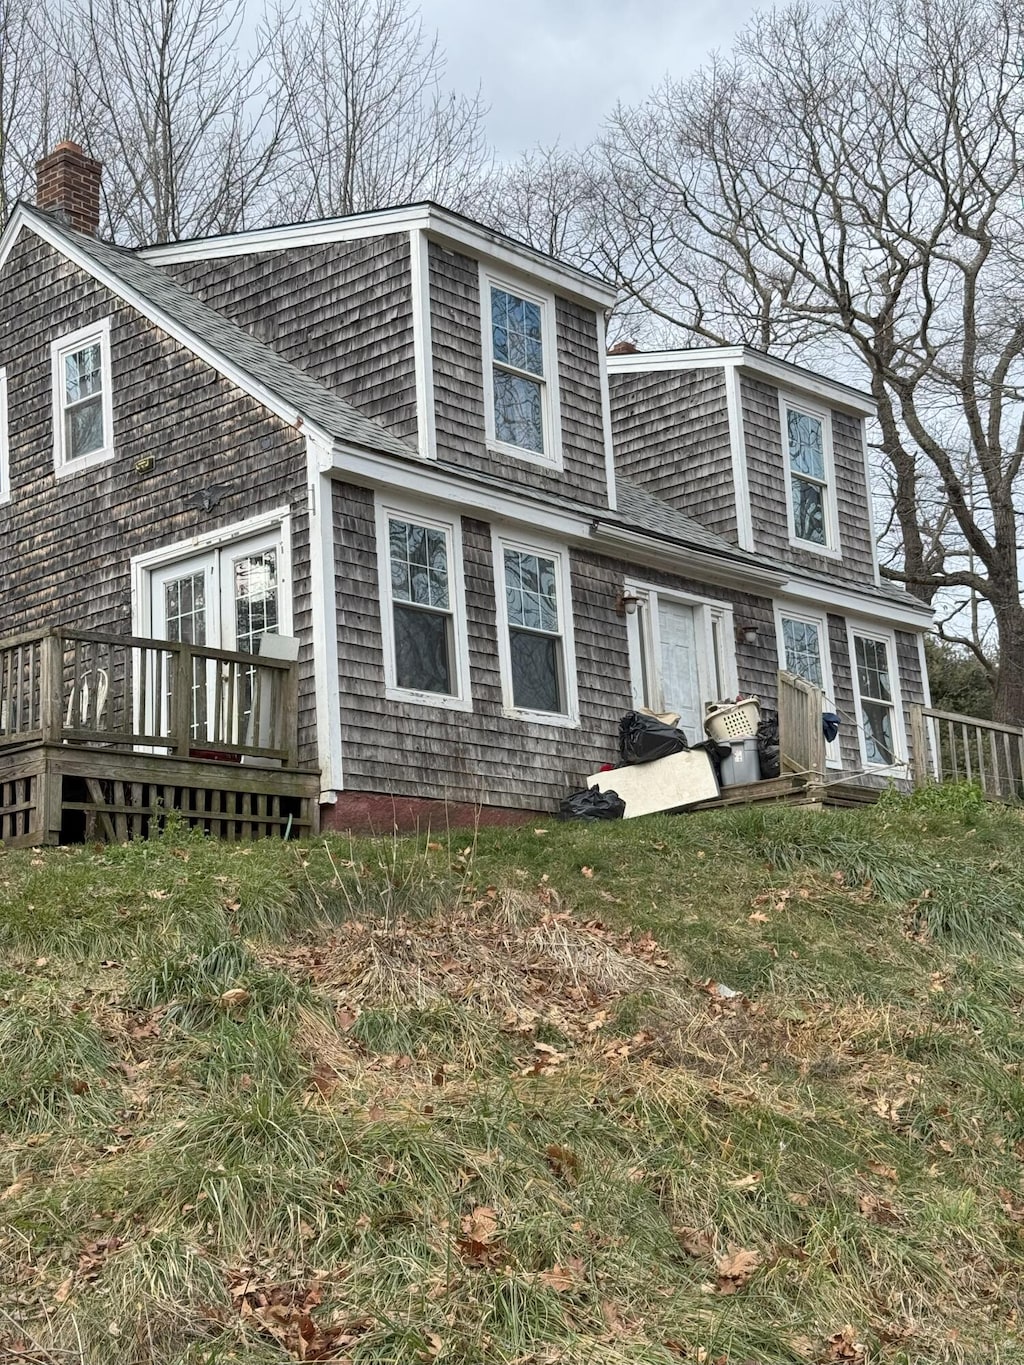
[724,363,753,550]
[136,203,618,311]
[306,437,344,801]
[595,312,618,512]
[409,228,437,461]
[606,345,876,418]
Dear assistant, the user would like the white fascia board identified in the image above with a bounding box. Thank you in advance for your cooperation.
[777,575,934,630]
[409,227,437,460]
[607,345,876,418]
[305,435,344,802]
[589,521,787,593]
[595,312,618,511]
[138,204,425,262]
[138,202,618,310]
[13,207,333,450]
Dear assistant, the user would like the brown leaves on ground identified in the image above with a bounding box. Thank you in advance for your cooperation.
[228,1274,372,1361]
[714,1244,760,1294]
[537,1257,585,1292]
[822,1325,867,1363]
[857,1190,902,1226]
[456,1206,506,1267]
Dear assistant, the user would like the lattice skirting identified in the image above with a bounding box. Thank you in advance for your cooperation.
[0,744,320,847]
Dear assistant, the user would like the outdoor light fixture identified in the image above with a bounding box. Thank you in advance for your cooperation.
[615,591,643,617]
[736,623,760,646]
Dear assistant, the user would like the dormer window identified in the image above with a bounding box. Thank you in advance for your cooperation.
[51,317,114,477]
[781,398,840,556]
[481,269,562,468]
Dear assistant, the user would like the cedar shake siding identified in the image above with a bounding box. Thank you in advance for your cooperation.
[428,243,610,508]
[608,369,738,541]
[162,236,418,443]
[741,374,876,583]
[0,230,317,762]
[331,479,779,810]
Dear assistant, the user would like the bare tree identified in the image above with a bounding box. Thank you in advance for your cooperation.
[0,0,70,220]
[57,0,291,243]
[270,0,488,218]
[471,144,601,264]
[601,0,1024,721]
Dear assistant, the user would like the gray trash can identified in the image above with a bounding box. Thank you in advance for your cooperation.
[720,737,762,788]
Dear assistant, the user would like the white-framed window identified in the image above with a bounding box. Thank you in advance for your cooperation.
[493,532,578,726]
[774,604,842,768]
[0,368,10,505]
[625,583,738,743]
[847,623,907,771]
[480,267,562,468]
[375,498,472,711]
[51,317,114,477]
[780,396,840,556]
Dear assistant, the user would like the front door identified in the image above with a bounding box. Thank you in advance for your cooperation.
[657,601,704,740]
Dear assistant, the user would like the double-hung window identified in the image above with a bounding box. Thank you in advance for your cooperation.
[850,628,903,768]
[51,318,114,476]
[0,368,9,505]
[377,501,471,710]
[482,271,561,466]
[782,399,839,554]
[495,537,577,724]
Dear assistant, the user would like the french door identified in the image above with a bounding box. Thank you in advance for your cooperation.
[145,530,287,746]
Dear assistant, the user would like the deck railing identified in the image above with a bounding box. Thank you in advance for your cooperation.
[0,627,300,767]
[909,703,1024,802]
[777,670,826,780]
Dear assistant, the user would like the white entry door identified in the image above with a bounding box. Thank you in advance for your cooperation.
[657,601,704,741]
[626,585,739,745]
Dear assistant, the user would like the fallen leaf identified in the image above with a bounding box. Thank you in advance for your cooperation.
[674,1225,714,1258]
[824,1325,867,1362]
[54,1275,75,1305]
[219,988,251,1009]
[581,866,594,878]
[866,1160,899,1182]
[537,1258,584,1292]
[715,1244,760,1294]
[533,828,548,836]
[727,1171,763,1190]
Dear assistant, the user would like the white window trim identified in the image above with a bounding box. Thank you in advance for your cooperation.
[774,604,842,770]
[624,582,738,718]
[0,368,10,505]
[846,620,909,775]
[479,265,563,471]
[779,393,842,559]
[130,507,293,639]
[375,495,473,713]
[51,316,115,478]
[493,529,579,727]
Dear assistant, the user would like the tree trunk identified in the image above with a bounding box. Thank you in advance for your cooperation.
[990,593,1024,725]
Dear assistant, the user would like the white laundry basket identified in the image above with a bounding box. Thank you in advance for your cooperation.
[703,698,761,742]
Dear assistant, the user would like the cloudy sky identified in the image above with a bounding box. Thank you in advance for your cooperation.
[417,0,763,156]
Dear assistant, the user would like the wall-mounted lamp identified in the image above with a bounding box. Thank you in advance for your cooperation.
[615,591,644,617]
[736,623,760,646]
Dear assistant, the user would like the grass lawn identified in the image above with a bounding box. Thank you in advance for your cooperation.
[2,786,1024,1363]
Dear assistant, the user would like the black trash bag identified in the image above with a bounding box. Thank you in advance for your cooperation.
[559,785,625,821]
[822,712,841,743]
[756,712,781,780]
[690,738,731,784]
[618,711,688,765]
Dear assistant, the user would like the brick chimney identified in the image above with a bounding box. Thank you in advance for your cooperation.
[35,141,102,235]
[607,340,639,356]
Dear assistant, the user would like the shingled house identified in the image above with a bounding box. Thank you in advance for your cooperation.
[0,142,936,838]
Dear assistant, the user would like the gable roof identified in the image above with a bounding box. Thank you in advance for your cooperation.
[1,203,417,460]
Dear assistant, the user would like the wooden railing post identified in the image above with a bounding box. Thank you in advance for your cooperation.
[281,659,300,767]
[909,703,929,788]
[40,629,65,744]
[173,645,193,756]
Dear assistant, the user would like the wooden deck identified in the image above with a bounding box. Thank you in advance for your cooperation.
[0,627,319,845]
[688,772,885,812]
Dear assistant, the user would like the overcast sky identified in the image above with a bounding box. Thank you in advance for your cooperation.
[417,0,763,157]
